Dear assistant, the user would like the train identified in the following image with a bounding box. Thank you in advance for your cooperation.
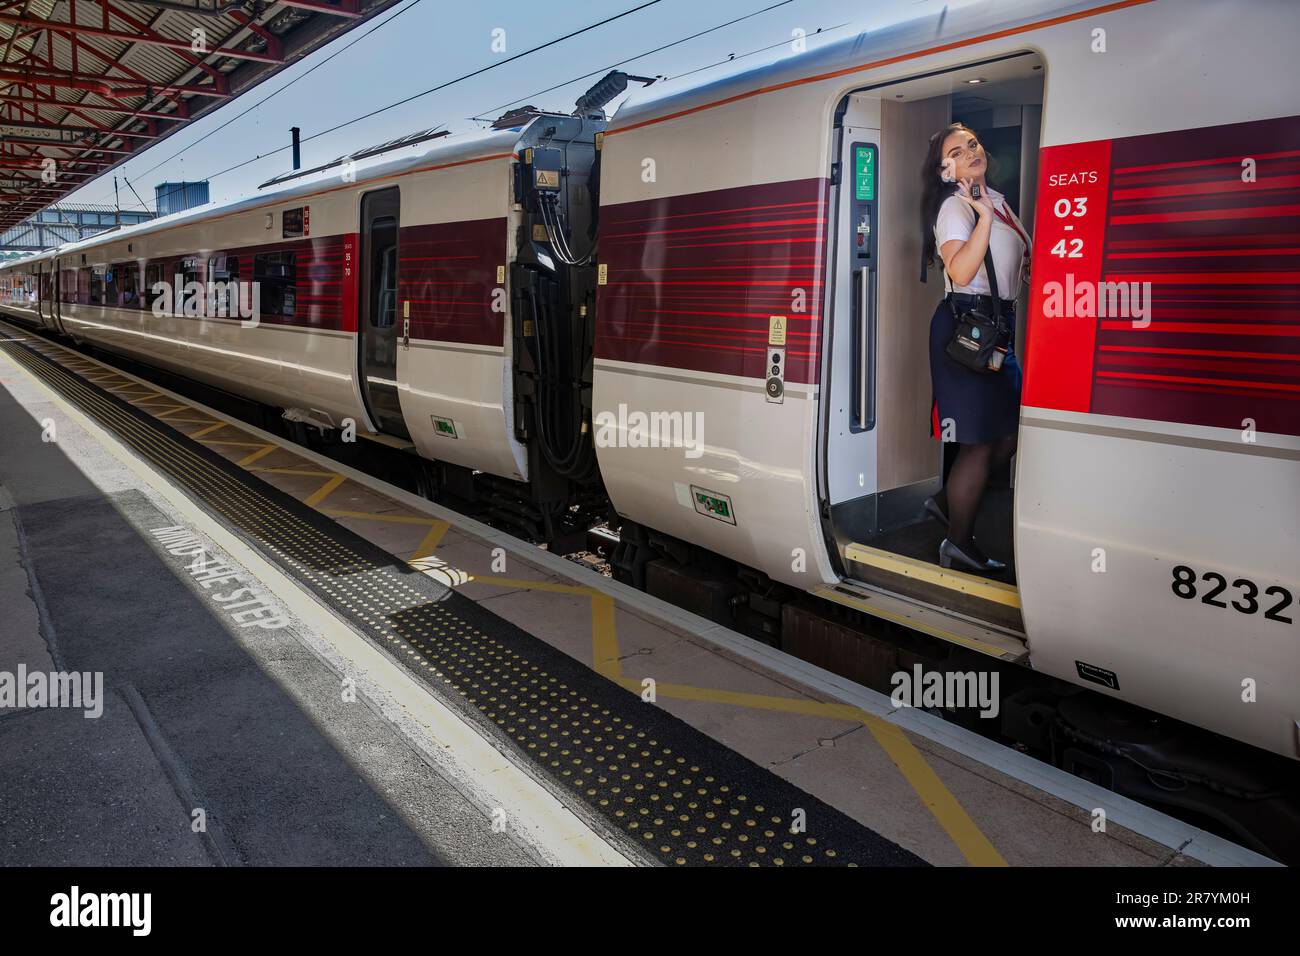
[3,0,1297,853]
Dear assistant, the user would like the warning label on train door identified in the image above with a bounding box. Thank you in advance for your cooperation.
[768,315,787,346]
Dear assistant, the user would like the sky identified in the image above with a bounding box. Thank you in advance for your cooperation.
[62,0,932,211]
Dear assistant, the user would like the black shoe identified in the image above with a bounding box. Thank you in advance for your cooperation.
[939,538,1007,574]
[923,496,949,528]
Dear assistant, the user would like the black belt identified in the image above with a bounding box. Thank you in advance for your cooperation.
[949,292,1016,315]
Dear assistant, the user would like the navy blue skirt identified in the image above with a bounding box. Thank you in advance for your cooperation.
[928,300,1022,444]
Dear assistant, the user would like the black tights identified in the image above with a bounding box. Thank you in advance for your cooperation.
[935,435,1016,555]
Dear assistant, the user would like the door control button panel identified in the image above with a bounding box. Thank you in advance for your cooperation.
[766,347,785,403]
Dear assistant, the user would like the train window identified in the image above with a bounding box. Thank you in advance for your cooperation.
[253,251,296,318]
[208,254,242,316]
[208,254,241,282]
[378,247,397,328]
[88,268,104,306]
[179,257,203,315]
[120,263,139,308]
[369,216,398,329]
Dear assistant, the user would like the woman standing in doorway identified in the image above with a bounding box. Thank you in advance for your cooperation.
[919,123,1031,574]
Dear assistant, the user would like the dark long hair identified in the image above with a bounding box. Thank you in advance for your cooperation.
[919,122,984,274]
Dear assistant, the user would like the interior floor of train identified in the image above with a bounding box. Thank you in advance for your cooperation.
[846,485,1017,584]
[0,317,1273,868]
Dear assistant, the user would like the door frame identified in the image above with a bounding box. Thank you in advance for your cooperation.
[355,185,408,438]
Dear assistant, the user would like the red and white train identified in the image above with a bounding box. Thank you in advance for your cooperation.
[3,0,1296,788]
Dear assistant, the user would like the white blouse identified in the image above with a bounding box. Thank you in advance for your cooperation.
[934,186,1031,297]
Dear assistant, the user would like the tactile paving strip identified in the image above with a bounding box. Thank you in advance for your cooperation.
[0,325,925,867]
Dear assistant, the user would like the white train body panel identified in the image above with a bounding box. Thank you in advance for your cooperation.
[1018,411,1300,757]
[393,149,527,480]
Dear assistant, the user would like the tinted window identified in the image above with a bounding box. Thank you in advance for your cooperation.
[208,254,242,317]
[253,251,296,318]
[119,263,140,308]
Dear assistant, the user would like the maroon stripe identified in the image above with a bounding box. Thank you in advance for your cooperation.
[399,217,506,347]
[596,178,828,385]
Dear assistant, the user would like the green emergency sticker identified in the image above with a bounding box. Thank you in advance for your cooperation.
[854,145,875,201]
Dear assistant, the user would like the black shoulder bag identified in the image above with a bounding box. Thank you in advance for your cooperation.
[943,213,1011,374]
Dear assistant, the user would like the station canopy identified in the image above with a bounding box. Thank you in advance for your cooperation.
[0,0,402,232]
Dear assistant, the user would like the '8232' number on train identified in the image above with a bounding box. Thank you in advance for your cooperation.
[1171,565,1294,624]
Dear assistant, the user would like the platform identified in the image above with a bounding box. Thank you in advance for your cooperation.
[0,318,1273,867]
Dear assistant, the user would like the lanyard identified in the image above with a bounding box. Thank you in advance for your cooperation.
[992,203,1031,261]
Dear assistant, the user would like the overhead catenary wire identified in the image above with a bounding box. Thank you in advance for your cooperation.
[664,21,851,81]
[469,0,795,122]
[78,0,429,212]
[87,0,844,220]
[290,0,665,152]
[91,0,668,215]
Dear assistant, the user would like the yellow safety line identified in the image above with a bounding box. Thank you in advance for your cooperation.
[153,404,196,419]
[303,473,347,509]
[862,719,1007,866]
[323,508,444,526]
[845,543,1021,608]
[252,466,338,479]
[590,594,621,680]
[236,444,280,467]
[408,519,451,561]
[188,421,230,439]
[612,677,1006,867]
[479,575,621,680]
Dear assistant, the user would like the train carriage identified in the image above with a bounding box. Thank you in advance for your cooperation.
[4,114,603,504]
[591,0,1299,761]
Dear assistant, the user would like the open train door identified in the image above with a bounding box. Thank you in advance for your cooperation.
[49,259,67,336]
[356,186,410,439]
[820,54,1046,659]
[38,261,54,332]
